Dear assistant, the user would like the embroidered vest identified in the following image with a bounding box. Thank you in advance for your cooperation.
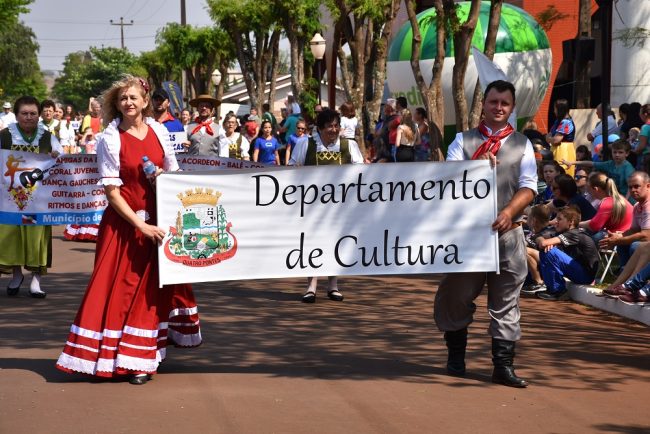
[0,128,52,154]
[461,128,529,220]
[228,134,243,160]
[305,138,351,166]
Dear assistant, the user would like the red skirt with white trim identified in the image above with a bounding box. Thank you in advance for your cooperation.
[63,224,99,242]
[56,206,202,378]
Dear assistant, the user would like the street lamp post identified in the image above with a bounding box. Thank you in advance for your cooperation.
[211,69,222,120]
[309,33,326,106]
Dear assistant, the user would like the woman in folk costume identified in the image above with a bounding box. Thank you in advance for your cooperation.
[56,76,201,385]
[288,108,364,303]
[1,96,62,298]
[546,99,577,176]
[218,112,250,160]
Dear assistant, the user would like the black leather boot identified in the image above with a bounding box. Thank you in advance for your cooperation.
[444,328,467,376]
[491,338,528,388]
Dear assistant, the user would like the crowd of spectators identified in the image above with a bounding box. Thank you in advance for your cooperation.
[2,89,650,307]
[522,99,650,305]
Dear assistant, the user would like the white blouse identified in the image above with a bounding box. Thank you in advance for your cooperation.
[97,117,179,187]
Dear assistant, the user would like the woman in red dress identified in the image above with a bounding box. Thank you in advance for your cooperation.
[56,76,201,385]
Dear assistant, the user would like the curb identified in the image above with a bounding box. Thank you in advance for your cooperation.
[567,282,650,326]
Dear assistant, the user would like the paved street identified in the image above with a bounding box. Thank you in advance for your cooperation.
[1,227,649,433]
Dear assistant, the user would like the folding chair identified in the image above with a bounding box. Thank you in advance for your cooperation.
[596,247,618,284]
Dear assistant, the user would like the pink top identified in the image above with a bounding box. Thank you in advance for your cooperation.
[631,198,650,231]
[588,197,633,233]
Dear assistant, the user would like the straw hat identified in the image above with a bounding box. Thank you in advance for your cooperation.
[188,94,220,107]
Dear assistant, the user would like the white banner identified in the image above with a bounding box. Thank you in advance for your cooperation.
[0,151,265,225]
[169,131,188,153]
[0,151,105,225]
[156,161,499,285]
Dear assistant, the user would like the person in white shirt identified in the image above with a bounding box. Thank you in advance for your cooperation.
[339,101,358,140]
[53,104,77,153]
[0,102,16,129]
[434,80,537,389]
[286,94,301,115]
[587,103,618,142]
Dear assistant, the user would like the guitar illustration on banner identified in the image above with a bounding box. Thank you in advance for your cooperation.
[3,153,60,210]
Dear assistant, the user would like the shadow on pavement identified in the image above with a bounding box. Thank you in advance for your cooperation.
[1,270,649,392]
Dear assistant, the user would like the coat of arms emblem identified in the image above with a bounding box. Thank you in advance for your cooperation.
[164,187,237,267]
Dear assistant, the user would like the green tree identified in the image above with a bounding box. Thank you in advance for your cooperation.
[0,0,32,26]
[208,0,281,112]
[0,20,46,101]
[155,23,235,106]
[138,47,180,91]
[273,0,321,103]
[52,47,142,111]
[405,0,447,157]
[327,0,402,155]
[467,0,503,128]
[443,0,481,132]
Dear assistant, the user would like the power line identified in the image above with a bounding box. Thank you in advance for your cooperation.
[37,35,156,42]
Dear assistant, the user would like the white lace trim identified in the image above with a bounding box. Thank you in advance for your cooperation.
[168,330,202,347]
[135,210,150,222]
[98,177,123,187]
[56,353,116,375]
[7,122,46,146]
[57,351,166,375]
[64,225,99,236]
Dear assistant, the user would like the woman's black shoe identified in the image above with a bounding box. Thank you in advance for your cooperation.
[327,290,344,302]
[29,290,46,299]
[129,374,150,385]
[7,276,24,296]
[302,292,316,303]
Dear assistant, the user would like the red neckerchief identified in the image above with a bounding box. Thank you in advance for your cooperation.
[191,117,214,136]
[160,112,176,123]
[471,121,514,160]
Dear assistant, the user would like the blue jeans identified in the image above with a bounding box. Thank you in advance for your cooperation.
[625,261,650,291]
[539,249,595,293]
[590,230,607,244]
[616,241,641,268]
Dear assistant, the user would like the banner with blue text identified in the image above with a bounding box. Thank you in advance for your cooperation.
[156,161,499,285]
[0,150,266,225]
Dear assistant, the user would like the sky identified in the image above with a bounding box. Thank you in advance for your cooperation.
[22,0,215,72]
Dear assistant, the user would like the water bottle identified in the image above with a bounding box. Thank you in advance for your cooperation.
[142,156,157,180]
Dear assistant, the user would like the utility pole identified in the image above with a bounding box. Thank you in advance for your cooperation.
[110,17,134,50]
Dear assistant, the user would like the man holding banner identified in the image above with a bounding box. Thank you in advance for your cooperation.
[152,89,187,154]
[433,80,537,388]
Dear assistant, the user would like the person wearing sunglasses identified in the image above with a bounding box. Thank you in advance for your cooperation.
[285,118,307,165]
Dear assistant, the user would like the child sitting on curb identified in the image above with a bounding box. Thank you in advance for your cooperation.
[522,204,555,295]
[535,207,600,301]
